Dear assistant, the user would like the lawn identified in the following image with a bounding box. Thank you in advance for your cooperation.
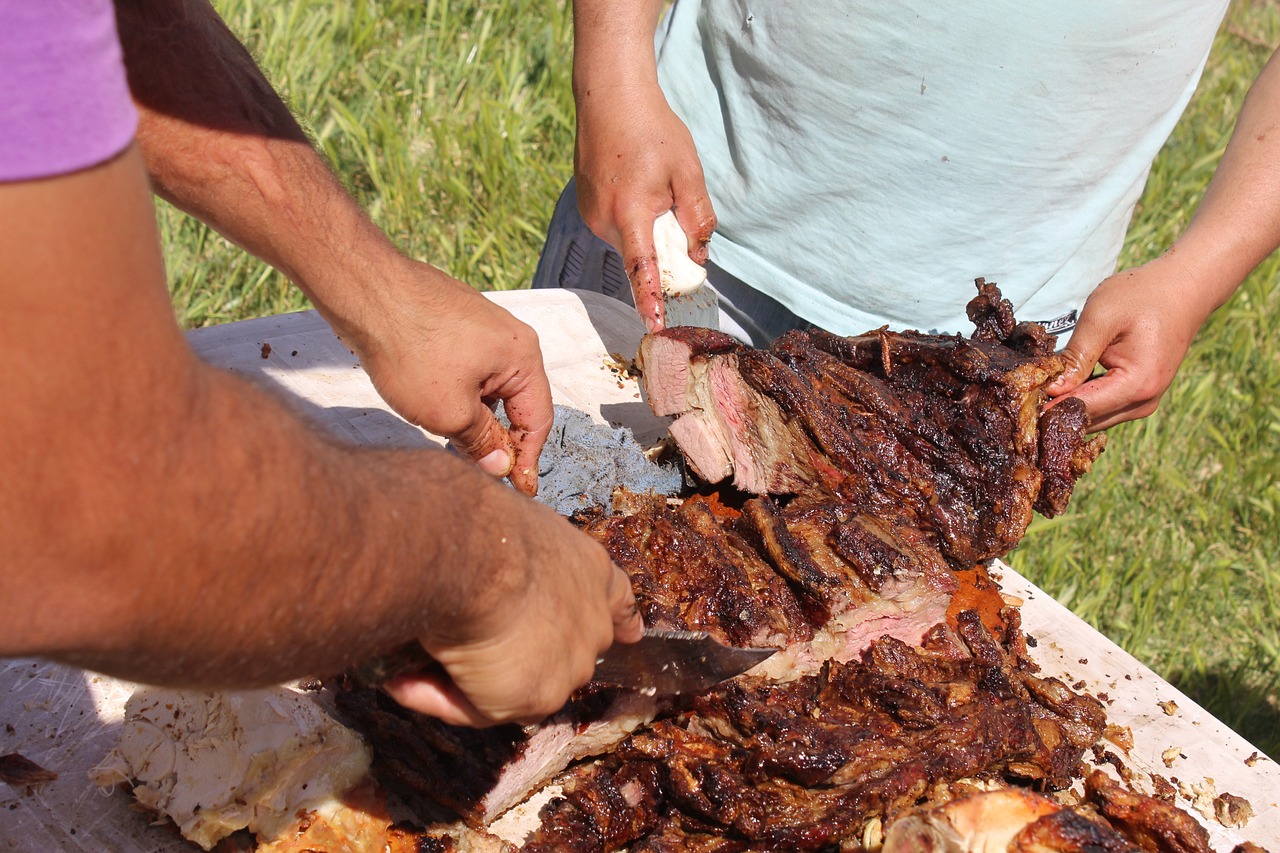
[178,0,1279,757]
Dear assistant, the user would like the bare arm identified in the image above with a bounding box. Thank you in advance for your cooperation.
[1048,47,1280,430]
[111,0,551,493]
[0,146,641,727]
[571,0,716,331]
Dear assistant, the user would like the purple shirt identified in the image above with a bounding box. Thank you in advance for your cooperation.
[0,0,138,181]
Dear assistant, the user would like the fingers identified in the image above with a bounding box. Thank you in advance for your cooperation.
[1046,324,1107,399]
[446,402,515,480]
[1057,370,1160,432]
[500,378,555,497]
[608,563,645,643]
[672,188,716,266]
[382,671,495,728]
[618,215,665,332]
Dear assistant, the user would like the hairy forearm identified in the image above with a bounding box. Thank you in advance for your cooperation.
[0,149,525,687]
[112,0,399,330]
[22,373,514,687]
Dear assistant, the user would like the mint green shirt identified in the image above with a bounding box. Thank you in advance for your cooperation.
[656,1,1230,335]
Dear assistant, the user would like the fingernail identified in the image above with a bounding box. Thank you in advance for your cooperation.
[477,448,512,477]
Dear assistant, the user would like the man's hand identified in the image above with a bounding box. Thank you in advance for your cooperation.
[574,83,716,332]
[571,0,715,332]
[1045,256,1208,431]
[338,258,553,495]
[383,494,644,726]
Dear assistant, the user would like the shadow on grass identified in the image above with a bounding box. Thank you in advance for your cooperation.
[1166,667,1280,761]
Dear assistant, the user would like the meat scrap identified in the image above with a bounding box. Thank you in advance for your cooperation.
[0,752,57,788]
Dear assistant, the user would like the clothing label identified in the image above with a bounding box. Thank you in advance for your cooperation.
[1036,310,1079,336]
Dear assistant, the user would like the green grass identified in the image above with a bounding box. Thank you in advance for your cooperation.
[177,0,1279,757]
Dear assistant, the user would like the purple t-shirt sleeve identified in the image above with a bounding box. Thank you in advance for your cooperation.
[0,0,138,182]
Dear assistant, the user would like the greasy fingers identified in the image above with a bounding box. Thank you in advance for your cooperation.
[671,180,717,265]
[449,405,515,480]
[619,216,665,332]
[608,563,645,643]
[1061,371,1162,432]
[499,378,554,497]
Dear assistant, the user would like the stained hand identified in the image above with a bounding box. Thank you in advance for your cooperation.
[574,82,715,331]
[341,259,553,495]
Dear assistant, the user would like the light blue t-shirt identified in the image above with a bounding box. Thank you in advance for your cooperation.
[656,1,1230,335]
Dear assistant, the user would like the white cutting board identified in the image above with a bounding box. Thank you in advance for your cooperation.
[1,290,1275,851]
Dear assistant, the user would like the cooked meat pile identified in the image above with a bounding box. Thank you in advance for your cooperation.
[520,610,1120,852]
[329,283,1231,853]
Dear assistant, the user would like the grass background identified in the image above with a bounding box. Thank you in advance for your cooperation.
[172,0,1279,757]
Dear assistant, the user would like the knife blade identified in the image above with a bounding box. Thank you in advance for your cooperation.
[592,628,776,695]
[352,629,776,698]
[653,210,719,330]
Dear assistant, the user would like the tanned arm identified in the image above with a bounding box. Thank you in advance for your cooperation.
[571,0,716,331]
[0,129,640,729]
[1049,47,1280,431]
[111,0,550,493]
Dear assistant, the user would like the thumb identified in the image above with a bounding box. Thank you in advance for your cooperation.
[383,672,494,727]
[1046,324,1107,398]
[447,402,515,480]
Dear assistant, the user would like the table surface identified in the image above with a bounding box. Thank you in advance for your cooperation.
[2,290,1276,852]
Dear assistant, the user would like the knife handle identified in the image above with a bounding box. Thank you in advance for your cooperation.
[351,640,442,686]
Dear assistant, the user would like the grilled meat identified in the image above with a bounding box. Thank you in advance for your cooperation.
[637,279,1105,568]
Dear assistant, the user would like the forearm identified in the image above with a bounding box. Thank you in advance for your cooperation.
[572,0,665,99]
[22,372,517,687]
[112,0,400,333]
[0,149,524,687]
[1159,47,1280,318]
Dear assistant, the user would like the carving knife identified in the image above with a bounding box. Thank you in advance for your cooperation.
[353,629,776,698]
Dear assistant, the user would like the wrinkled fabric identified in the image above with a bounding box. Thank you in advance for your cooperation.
[655,1,1230,335]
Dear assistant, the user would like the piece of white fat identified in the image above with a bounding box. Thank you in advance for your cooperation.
[654,210,707,297]
[90,686,372,851]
